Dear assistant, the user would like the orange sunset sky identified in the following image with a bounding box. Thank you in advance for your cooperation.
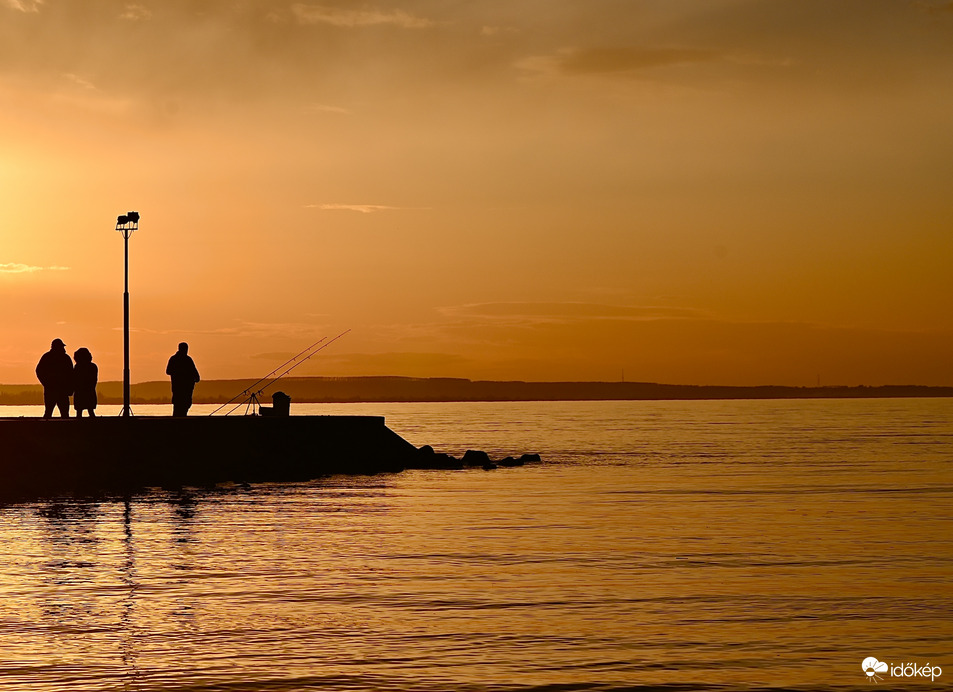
[2,0,952,387]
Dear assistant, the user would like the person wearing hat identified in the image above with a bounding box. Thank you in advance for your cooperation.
[35,338,74,418]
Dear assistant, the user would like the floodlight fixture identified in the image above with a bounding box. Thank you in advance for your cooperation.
[116,211,139,232]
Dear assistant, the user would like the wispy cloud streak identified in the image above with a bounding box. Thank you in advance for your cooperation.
[290,4,434,29]
[63,73,97,90]
[305,103,351,114]
[0,263,69,273]
[2,0,43,12]
[518,46,719,78]
[120,3,152,21]
[306,203,411,213]
[440,302,709,322]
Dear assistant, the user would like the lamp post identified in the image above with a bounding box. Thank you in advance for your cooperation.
[116,211,139,418]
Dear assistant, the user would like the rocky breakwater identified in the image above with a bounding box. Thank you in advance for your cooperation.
[409,446,542,471]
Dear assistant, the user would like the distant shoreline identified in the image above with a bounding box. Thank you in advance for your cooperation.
[1,376,952,405]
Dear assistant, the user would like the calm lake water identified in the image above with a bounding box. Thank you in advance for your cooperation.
[0,398,950,691]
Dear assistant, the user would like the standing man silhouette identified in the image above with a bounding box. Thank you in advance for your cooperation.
[36,338,74,418]
[166,342,200,417]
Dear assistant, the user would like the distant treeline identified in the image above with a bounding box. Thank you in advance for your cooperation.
[2,376,952,405]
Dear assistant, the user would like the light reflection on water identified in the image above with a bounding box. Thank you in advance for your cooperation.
[0,399,950,691]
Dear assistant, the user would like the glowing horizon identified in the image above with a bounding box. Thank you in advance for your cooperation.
[2,1,952,387]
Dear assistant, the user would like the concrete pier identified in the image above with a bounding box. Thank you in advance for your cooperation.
[0,416,418,498]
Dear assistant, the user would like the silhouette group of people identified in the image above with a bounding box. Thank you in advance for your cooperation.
[35,339,98,418]
[35,339,200,418]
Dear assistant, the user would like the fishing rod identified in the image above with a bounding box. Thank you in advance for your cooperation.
[218,329,351,416]
[208,336,330,416]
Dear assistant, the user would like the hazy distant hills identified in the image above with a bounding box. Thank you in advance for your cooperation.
[1,376,951,406]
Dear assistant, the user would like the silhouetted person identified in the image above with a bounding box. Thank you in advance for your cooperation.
[72,348,98,418]
[36,338,73,418]
[166,342,200,417]
[259,391,291,417]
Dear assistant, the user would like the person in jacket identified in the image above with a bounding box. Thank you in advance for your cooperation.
[166,342,200,417]
[36,338,73,418]
[72,347,98,418]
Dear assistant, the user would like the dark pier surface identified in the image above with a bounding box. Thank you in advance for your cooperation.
[0,415,418,498]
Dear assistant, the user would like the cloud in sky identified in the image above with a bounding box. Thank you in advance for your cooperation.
[442,302,709,322]
[2,0,43,12]
[306,203,407,213]
[120,3,152,21]
[63,73,96,90]
[283,308,953,384]
[480,25,518,37]
[290,4,434,29]
[547,46,720,76]
[305,103,350,114]
[0,263,68,273]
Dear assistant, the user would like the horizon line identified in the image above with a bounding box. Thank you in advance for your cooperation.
[1,376,952,390]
